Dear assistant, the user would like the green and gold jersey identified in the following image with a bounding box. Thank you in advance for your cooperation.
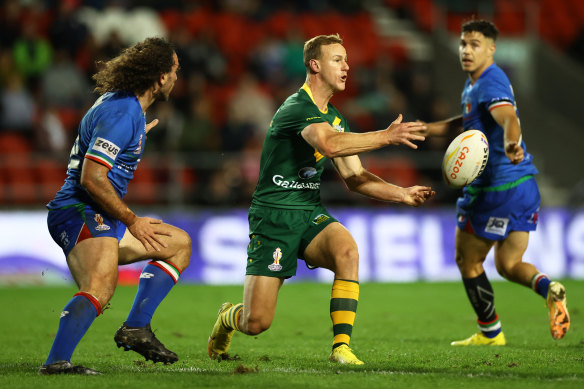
[252,84,351,210]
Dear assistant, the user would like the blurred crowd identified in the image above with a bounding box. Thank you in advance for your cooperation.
[4,0,580,208]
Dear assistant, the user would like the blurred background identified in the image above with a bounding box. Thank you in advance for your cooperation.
[0,0,583,285]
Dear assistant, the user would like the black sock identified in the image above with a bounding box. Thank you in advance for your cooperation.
[462,272,502,337]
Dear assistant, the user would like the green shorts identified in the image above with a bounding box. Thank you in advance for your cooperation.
[246,204,337,278]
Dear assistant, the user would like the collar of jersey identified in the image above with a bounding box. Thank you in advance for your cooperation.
[301,83,328,114]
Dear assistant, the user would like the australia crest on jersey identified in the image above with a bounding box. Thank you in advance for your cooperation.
[268,247,283,271]
[94,214,111,231]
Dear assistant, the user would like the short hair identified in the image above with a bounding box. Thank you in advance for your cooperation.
[303,34,343,72]
[461,19,499,41]
[93,37,175,96]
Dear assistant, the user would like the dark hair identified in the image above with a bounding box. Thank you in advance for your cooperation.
[461,19,499,41]
[93,37,175,96]
[303,33,343,72]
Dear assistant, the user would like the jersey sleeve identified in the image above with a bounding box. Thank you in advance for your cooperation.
[478,73,515,113]
[85,111,134,169]
[274,99,327,137]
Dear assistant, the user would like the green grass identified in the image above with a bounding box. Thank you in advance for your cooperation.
[0,281,583,388]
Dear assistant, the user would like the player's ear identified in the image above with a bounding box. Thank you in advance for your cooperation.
[309,58,320,73]
[489,42,496,56]
[159,72,168,87]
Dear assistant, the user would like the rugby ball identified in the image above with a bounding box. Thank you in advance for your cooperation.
[442,129,489,189]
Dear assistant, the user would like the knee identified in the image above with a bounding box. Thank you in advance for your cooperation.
[173,229,192,270]
[454,252,465,269]
[454,252,484,277]
[86,280,116,308]
[336,246,359,271]
[495,261,514,279]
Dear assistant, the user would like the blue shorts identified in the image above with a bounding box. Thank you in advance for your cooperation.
[456,175,540,241]
[47,203,126,257]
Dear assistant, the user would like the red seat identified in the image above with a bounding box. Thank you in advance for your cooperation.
[0,133,36,204]
[1,154,37,204]
[0,132,33,153]
[35,158,67,203]
[125,160,158,205]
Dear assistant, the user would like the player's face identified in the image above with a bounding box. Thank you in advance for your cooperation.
[156,52,179,101]
[459,31,495,81]
[318,43,349,92]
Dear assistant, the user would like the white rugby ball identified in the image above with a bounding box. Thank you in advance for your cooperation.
[442,129,489,189]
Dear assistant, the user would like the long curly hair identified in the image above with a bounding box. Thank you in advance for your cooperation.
[93,37,175,96]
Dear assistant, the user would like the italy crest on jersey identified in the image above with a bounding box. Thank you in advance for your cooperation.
[94,214,111,231]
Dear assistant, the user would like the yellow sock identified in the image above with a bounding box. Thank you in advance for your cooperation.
[221,303,243,331]
[330,279,359,348]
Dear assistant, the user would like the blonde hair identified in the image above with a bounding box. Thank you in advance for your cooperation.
[303,34,343,72]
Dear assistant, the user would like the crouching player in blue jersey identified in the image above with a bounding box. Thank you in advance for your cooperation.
[40,38,191,375]
[423,20,569,345]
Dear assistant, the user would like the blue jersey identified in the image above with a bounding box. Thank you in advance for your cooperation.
[461,63,538,186]
[47,91,146,210]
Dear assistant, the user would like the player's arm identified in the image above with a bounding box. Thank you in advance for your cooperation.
[420,115,463,137]
[80,159,169,251]
[332,155,434,206]
[300,114,426,158]
[490,104,524,164]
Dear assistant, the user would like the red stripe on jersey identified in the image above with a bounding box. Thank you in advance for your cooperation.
[76,223,92,245]
[488,101,513,112]
[463,219,475,234]
[85,154,113,169]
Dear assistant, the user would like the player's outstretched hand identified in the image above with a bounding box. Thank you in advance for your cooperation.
[145,119,159,134]
[505,142,524,164]
[128,216,171,252]
[385,114,427,149]
[402,186,435,207]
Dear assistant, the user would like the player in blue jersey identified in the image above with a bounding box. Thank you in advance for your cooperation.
[423,20,569,345]
[40,38,191,375]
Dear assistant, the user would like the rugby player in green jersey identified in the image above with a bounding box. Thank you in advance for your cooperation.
[208,34,435,365]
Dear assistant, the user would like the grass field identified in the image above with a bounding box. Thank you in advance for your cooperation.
[0,280,582,388]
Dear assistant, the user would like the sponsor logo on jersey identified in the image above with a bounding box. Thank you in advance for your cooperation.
[94,214,111,231]
[140,272,155,279]
[61,310,69,318]
[485,216,508,236]
[92,137,120,160]
[312,214,330,225]
[306,116,321,121]
[298,167,317,179]
[272,174,320,190]
[268,247,283,271]
[59,230,70,248]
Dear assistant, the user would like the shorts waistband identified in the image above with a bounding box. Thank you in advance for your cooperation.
[466,175,533,195]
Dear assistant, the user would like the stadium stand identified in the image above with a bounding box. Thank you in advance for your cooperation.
[0,0,581,207]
